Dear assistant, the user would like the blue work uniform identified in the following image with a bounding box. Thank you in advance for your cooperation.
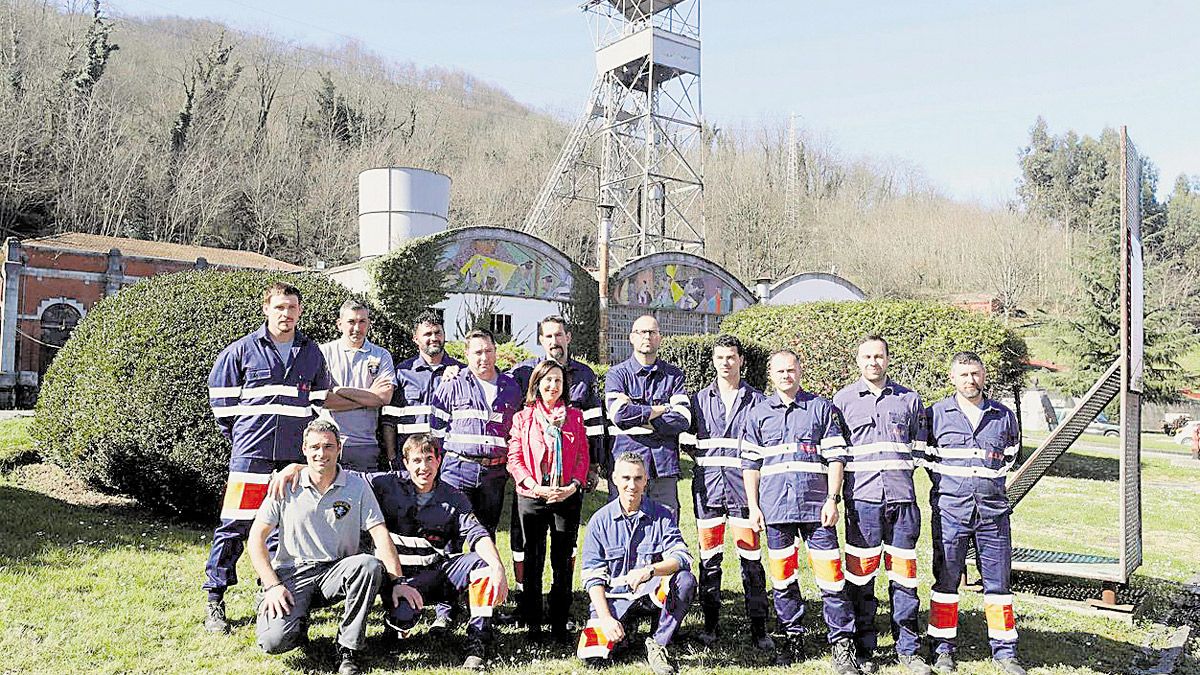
[833,378,927,658]
[203,324,331,599]
[604,356,690,516]
[507,355,604,595]
[925,395,1020,661]
[430,370,522,535]
[380,353,464,468]
[368,473,499,649]
[679,380,769,624]
[577,497,696,660]
[741,390,855,643]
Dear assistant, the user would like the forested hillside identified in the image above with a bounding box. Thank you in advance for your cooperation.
[1,0,1197,337]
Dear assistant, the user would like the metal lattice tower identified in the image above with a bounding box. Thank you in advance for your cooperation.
[523,0,705,267]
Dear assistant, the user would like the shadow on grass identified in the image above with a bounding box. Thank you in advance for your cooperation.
[1043,451,1119,482]
[0,484,202,569]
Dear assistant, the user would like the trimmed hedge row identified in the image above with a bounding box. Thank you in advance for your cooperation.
[657,334,772,394]
[32,270,403,519]
[718,301,1028,402]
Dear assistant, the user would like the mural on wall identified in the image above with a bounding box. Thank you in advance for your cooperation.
[614,264,751,314]
[442,239,574,301]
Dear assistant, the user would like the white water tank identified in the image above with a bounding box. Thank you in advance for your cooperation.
[357,167,451,260]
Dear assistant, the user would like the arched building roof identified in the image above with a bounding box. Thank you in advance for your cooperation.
[611,251,756,314]
[764,271,865,304]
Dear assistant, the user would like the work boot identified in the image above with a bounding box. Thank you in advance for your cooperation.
[698,607,719,647]
[337,647,363,675]
[461,655,485,671]
[931,651,957,673]
[429,614,452,635]
[644,637,677,675]
[773,633,806,667]
[749,618,775,651]
[204,600,230,634]
[993,658,1027,675]
[898,653,933,674]
[855,644,878,674]
[831,638,863,675]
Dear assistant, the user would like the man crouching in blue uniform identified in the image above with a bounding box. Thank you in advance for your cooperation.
[272,433,509,671]
[372,433,510,670]
[577,452,696,675]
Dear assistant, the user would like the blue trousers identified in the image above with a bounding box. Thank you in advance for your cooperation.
[203,457,290,598]
[929,504,1017,660]
[588,569,697,649]
[386,552,496,647]
[766,521,855,643]
[694,500,769,621]
[844,500,922,656]
[437,457,507,622]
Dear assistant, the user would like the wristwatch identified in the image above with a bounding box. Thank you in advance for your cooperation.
[826,493,842,504]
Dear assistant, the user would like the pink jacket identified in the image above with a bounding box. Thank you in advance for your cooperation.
[507,401,589,498]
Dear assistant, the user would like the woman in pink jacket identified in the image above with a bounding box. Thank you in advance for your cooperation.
[507,359,589,641]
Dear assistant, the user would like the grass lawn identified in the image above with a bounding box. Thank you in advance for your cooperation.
[1023,429,1195,456]
[0,415,34,469]
[2,435,1198,674]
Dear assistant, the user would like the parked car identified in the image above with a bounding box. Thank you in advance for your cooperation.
[1174,420,1200,445]
[1084,413,1120,437]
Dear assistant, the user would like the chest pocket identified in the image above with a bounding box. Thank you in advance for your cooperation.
[636,540,663,566]
[844,411,875,436]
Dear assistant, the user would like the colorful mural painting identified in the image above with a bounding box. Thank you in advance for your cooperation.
[441,238,575,301]
[614,263,751,314]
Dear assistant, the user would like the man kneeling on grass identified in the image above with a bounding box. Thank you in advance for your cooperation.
[249,419,412,675]
[577,451,696,675]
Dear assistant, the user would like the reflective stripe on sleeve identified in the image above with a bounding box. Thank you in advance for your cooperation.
[212,403,314,418]
[760,460,828,476]
[208,386,242,398]
[240,384,301,398]
[444,433,508,448]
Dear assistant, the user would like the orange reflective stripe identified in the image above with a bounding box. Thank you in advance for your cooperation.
[577,621,613,659]
[929,600,959,629]
[807,547,845,590]
[698,521,726,554]
[846,552,881,577]
[468,568,498,617]
[884,552,918,579]
[220,473,270,520]
[984,595,1016,632]
[651,574,672,608]
[732,525,758,552]
[768,547,799,585]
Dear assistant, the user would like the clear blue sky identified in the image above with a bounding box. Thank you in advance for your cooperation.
[110,0,1198,204]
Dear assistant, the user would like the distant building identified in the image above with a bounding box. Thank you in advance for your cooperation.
[0,232,303,407]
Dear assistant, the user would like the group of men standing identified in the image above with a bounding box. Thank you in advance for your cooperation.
[202,282,1026,675]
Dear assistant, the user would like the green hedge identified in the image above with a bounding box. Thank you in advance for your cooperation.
[719,301,1028,401]
[31,270,403,519]
[658,334,772,394]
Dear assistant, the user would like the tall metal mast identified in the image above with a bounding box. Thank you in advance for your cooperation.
[523,0,705,268]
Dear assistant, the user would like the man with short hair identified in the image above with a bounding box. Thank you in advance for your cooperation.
[506,315,604,611]
[250,419,409,675]
[430,328,522,536]
[203,282,331,634]
[833,336,930,674]
[374,434,510,671]
[679,335,772,650]
[320,300,395,472]
[743,349,859,674]
[604,314,690,517]
[925,352,1024,675]
[380,311,464,470]
[577,452,696,675]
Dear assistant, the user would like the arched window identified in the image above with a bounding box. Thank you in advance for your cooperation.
[38,302,82,378]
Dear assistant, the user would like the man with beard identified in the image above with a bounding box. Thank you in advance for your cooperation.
[924,352,1024,675]
[380,311,463,470]
[604,314,690,518]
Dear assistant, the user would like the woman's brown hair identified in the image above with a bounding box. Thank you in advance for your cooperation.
[525,360,571,406]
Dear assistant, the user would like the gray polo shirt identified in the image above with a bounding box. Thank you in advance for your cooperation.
[255,466,385,570]
[319,339,396,447]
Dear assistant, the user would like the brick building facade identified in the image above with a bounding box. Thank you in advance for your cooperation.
[0,232,302,407]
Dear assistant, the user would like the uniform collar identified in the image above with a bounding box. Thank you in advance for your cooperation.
[627,355,660,375]
[703,379,747,398]
[336,338,375,354]
[854,377,895,397]
[300,465,347,491]
[947,395,997,417]
[610,496,651,521]
[769,390,810,409]
[254,323,307,347]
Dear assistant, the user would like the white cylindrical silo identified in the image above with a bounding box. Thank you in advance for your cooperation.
[357,167,451,260]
